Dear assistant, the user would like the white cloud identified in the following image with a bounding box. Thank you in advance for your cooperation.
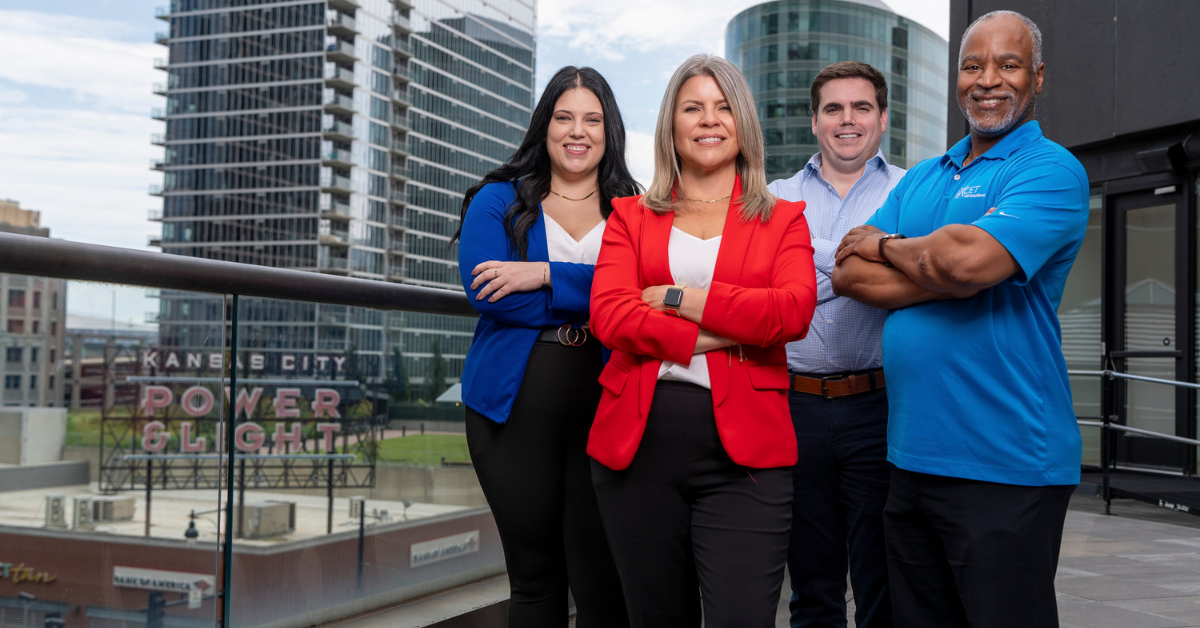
[625,129,656,190]
[539,0,949,61]
[0,90,28,105]
[0,10,160,113]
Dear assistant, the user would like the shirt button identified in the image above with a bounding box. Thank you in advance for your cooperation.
[954,174,961,180]
[828,359,834,365]
[826,319,833,324]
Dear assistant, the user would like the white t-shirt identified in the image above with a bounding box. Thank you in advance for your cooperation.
[544,213,605,264]
[657,226,722,389]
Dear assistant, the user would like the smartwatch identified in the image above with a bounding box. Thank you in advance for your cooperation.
[878,233,907,268]
[663,286,684,317]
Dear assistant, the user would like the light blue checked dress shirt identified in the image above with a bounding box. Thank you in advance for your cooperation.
[768,150,906,375]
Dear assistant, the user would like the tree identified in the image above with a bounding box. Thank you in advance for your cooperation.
[430,338,447,400]
[385,347,408,403]
[343,343,363,384]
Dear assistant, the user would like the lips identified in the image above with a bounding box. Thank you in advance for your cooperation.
[564,143,590,156]
[695,135,725,145]
[972,92,1012,111]
[835,133,862,140]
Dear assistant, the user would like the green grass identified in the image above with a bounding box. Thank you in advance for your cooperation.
[375,434,470,466]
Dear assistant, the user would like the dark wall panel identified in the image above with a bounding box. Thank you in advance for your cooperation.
[948,0,1200,151]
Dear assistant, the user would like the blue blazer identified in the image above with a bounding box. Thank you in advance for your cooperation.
[458,182,597,423]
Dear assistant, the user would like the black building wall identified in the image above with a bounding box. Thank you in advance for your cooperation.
[947,0,1200,181]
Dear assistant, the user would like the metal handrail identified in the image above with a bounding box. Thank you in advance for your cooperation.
[0,232,475,317]
[1069,369,1200,391]
[1077,420,1200,447]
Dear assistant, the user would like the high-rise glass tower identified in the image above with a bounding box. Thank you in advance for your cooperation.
[152,0,535,393]
[726,0,947,180]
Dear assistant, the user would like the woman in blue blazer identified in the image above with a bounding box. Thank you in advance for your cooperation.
[453,66,641,627]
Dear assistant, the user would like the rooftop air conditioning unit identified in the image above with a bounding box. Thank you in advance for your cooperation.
[45,494,68,529]
[241,501,295,539]
[348,496,364,520]
[92,495,136,522]
[73,495,93,530]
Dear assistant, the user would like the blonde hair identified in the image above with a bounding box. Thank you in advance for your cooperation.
[642,54,775,221]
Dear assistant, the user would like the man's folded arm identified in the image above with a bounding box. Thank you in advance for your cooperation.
[831,255,952,310]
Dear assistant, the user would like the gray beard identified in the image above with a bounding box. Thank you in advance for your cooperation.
[959,91,1035,138]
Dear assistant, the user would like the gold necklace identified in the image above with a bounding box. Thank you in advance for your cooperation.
[676,194,731,203]
[549,188,597,202]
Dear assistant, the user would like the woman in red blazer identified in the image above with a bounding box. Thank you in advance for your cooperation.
[588,54,817,628]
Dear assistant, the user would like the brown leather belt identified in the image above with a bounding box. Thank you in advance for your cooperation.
[791,369,885,399]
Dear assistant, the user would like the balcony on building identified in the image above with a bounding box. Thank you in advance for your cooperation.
[392,12,413,34]
[148,209,163,221]
[328,0,361,13]
[148,184,164,197]
[389,212,406,231]
[391,136,410,156]
[323,62,356,89]
[390,164,409,183]
[151,133,166,146]
[319,194,353,221]
[319,225,351,248]
[321,142,354,169]
[321,116,356,142]
[154,5,169,20]
[146,235,162,247]
[151,108,166,121]
[390,110,411,133]
[318,256,350,274]
[154,30,169,45]
[152,82,168,96]
[153,57,168,70]
[325,38,357,64]
[326,11,358,37]
[387,236,406,256]
[391,86,412,108]
[389,189,408,206]
[323,88,355,115]
[319,168,353,193]
[149,159,165,172]
[394,38,412,59]
[392,63,411,83]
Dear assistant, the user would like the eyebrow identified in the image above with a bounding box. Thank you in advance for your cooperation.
[679,99,728,107]
[553,109,605,117]
[961,52,1027,64]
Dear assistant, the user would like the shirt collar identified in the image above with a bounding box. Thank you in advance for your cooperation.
[945,120,1044,167]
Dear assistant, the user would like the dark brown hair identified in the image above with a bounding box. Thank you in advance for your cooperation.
[809,61,889,114]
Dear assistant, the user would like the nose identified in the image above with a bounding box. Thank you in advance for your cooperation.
[700,106,721,128]
[568,117,586,138]
[978,62,1002,90]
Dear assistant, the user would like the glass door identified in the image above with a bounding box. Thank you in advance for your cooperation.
[1112,186,1191,470]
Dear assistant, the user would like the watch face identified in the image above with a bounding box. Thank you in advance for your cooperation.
[664,287,684,309]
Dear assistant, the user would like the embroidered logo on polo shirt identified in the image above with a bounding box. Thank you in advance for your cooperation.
[955,185,986,199]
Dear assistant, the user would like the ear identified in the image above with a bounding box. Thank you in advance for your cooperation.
[879,108,889,134]
[1033,62,1045,95]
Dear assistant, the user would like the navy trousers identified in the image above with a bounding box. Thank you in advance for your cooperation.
[787,386,893,628]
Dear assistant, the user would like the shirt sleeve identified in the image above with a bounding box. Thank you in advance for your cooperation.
[863,179,904,233]
[971,162,1089,285]
[458,184,581,328]
[811,237,838,305]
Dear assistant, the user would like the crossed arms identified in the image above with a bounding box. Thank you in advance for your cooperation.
[830,218,1019,309]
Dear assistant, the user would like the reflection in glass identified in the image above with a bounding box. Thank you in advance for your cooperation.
[1059,192,1102,463]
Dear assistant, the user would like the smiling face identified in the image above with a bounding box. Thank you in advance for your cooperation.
[545,87,606,179]
[812,77,887,170]
[956,14,1043,139]
[672,75,740,174]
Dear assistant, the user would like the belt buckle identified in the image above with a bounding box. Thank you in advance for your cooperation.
[820,374,845,400]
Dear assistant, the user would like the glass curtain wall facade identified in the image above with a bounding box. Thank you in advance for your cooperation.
[726,0,948,180]
[152,0,535,395]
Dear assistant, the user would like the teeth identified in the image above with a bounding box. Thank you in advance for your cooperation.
[697,137,722,144]
[836,134,860,139]
[979,98,1003,105]
[565,145,588,153]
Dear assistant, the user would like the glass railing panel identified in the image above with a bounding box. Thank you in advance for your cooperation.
[1,280,227,628]
[1060,191,1102,464]
[227,296,498,627]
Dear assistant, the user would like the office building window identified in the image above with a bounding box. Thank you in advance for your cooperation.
[52,293,58,310]
[4,375,20,390]
[32,292,41,309]
[7,320,23,334]
[5,348,20,362]
[32,321,39,334]
[8,290,25,308]
[29,375,37,390]
[30,348,38,363]
[49,349,55,363]
[50,322,57,336]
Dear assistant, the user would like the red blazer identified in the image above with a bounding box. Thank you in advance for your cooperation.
[588,177,817,470]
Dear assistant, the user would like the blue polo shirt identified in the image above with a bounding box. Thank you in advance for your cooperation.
[864,121,1089,486]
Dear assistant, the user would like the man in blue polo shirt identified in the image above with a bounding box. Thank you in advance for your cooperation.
[832,10,1088,628]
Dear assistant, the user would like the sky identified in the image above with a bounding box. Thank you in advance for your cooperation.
[0,0,948,322]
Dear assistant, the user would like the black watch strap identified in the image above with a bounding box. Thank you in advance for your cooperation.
[878,234,906,268]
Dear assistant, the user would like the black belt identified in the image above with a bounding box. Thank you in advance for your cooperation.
[535,325,598,347]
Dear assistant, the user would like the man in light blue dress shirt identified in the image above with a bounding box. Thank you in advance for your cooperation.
[767,61,905,628]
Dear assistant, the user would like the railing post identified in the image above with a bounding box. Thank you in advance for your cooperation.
[1101,368,1114,515]
[221,294,239,628]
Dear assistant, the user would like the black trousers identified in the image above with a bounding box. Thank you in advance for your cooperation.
[592,381,792,628]
[883,465,1074,628]
[787,387,892,628]
[466,341,628,628]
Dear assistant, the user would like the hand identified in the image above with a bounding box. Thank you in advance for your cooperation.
[471,261,547,302]
[642,285,672,312]
[835,224,886,265]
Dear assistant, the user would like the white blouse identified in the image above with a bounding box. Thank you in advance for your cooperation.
[544,213,606,264]
[657,227,722,389]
